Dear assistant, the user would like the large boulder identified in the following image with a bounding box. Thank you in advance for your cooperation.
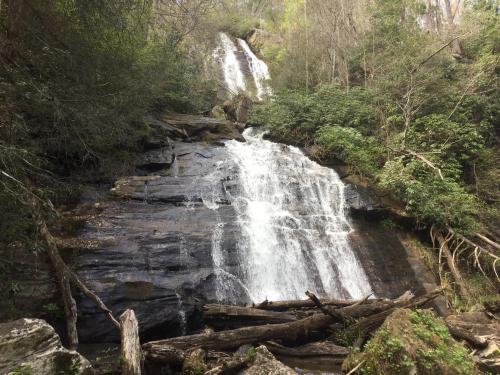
[0,318,93,375]
[223,95,252,124]
[242,346,297,375]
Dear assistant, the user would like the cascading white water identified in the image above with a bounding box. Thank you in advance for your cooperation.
[214,33,246,95]
[224,129,373,302]
[237,38,272,100]
[214,32,272,100]
[209,33,372,302]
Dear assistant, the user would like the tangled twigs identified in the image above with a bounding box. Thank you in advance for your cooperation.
[431,226,500,306]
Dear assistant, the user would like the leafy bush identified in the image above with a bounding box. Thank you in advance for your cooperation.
[316,126,384,177]
[249,85,379,143]
[379,159,479,231]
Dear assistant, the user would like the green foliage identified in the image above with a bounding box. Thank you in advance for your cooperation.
[408,115,485,166]
[249,85,379,145]
[346,309,479,375]
[246,347,257,359]
[379,159,479,231]
[0,0,213,245]
[11,366,32,375]
[316,126,384,177]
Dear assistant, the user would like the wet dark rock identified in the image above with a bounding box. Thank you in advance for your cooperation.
[0,244,56,321]
[137,147,175,172]
[344,183,389,219]
[148,114,245,142]
[0,318,93,375]
[75,141,247,342]
[223,95,253,124]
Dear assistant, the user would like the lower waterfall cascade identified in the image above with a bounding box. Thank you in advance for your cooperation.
[207,129,373,302]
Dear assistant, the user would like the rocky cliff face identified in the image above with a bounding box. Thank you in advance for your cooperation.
[0,114,437,344]
[67,114,433,343]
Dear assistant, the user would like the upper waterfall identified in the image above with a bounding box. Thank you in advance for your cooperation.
[214,32,247,95]
[213,32,272,100]
[237,38,272,100]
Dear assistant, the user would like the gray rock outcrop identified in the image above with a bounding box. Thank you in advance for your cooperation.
[0,318,92,375]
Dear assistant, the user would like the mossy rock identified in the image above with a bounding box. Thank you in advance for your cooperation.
[345,308,480,375]
[182,348,207,375]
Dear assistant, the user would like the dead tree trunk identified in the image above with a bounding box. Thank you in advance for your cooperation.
[265,340,348,369]
[435,232,471,302]
[254,297,380,311]
[204,299,405,330]
[144,313,333,351]
[120,309,142,375]
[29,195,120,349]
[31,197,79,349]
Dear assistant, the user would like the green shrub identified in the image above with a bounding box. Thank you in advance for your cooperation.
[379,159,479,231]
[316,126,384,177]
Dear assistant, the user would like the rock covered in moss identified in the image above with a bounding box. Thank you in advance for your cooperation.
[242,345,297,375]
[182,348,207,375]
[345,308,480,375]
[0,318,93,375]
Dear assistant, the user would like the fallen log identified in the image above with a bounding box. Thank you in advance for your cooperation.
[446,323,488,349]
[120,309,142,375]
[144,313,333,351]
[203,304,297,329]
[144,289,442,353]
[204,298,405,329]
[253,297,381,311]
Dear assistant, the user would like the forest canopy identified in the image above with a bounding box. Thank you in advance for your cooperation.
[247,0,499,234]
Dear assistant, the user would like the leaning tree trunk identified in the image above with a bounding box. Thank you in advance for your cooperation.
[30,196,79,349]
[436,232,471,303]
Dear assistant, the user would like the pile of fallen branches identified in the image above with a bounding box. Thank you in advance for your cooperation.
[431,226,500,305]
[142,288,460,374]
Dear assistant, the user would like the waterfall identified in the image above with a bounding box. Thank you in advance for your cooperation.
[237,38,272,100]
[214,32,272,100]
[214,33,246,95]
[224,129,373,302]
[175,292,187,336]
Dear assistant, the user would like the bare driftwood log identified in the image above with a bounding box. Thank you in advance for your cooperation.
[348,288,442,337]
[203,304,297,329]
[144,289,442,353]
[144,313,333,351]
[204,298,408,330]
[265,340,348,370]
[120,309,142,375]
[253,297,380,311]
